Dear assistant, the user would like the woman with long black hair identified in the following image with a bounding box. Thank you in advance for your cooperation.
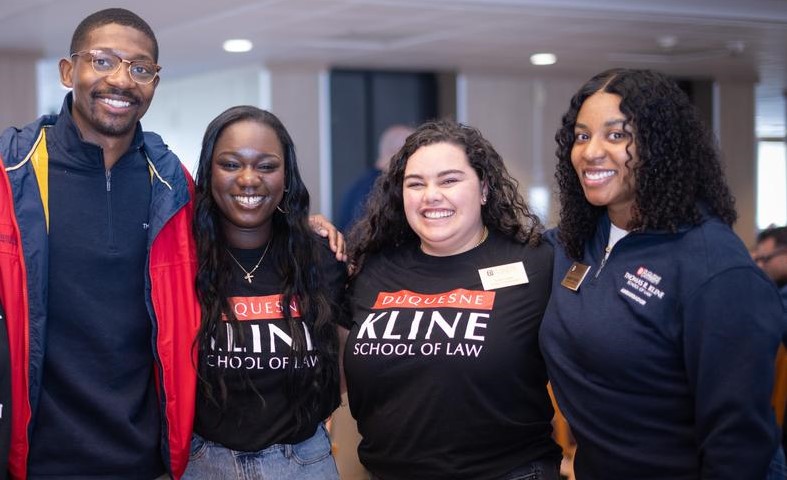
[183,105,347,479]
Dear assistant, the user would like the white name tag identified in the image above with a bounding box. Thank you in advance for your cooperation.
[478,261,529,290]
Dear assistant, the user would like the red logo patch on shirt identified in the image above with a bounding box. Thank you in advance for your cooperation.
[372,289,495,310]
[226,294,301,321]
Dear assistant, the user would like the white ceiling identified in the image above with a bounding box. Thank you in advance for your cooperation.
[1,0,785,135]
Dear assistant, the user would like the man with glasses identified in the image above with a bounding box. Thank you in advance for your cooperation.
[0,8,200,479]
[0,9,343,479]
[755,226,787,308]
[755,225,787,467]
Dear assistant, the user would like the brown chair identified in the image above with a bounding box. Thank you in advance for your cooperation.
[548,382,576,480]
[772,344,787,427]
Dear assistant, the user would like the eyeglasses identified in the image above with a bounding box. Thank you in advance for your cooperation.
[70,49,161,85]
[753,247,787,265]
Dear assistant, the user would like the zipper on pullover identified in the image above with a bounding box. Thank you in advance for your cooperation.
[594,246,612,279]
[105,169,115,250]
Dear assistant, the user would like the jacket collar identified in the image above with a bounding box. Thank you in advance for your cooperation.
[49,92,144,170]
[593,208,706,247]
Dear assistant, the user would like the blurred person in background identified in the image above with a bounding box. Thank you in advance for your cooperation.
[337,124,413,232]
[755,226,787,308]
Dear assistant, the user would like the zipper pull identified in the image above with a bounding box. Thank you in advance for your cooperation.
[595,246,612,279]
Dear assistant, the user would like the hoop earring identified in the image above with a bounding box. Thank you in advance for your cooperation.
[277,204,289,214]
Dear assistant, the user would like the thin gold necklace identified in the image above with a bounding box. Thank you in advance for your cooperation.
[226,240,272,284]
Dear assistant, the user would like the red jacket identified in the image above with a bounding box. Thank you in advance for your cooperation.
[0,116,200,479]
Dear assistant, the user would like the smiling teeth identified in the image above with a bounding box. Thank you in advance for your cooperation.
[103,98,130,108]
[424,210,453,219]
[234,195,263,207]
[585,170,615,180]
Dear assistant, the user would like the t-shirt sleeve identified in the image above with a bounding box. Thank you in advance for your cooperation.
[316,237,351,330]
[682,267,784,479]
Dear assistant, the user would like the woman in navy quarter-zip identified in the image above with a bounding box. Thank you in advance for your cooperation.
[539,68,787,480]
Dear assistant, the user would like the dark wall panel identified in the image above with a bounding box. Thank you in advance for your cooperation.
[330,70,441,223]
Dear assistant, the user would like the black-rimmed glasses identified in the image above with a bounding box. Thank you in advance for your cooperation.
[753,247,787,265]
[70,49,161,85]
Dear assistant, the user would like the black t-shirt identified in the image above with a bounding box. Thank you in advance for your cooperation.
[345,231,561,480]
[194,238,347,451]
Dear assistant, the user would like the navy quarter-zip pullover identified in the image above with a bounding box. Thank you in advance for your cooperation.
[540,213,785,480]
[27,95,162,479]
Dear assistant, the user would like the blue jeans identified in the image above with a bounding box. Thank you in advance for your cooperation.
[499,458,561,480]
[767,444,787,480]
[183,423,339,480]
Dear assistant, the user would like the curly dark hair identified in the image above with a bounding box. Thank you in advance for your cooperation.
[554,68,737,259]
[348,119,543,276]
[70,8,159,61]
[193,105,339,430]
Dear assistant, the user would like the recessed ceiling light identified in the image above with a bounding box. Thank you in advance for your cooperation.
[656,35,678,50]
[223,39,253,53]
[530,53,556,66]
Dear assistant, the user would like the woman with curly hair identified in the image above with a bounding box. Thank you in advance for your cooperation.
[344,119,562,479]
[539,68,786,479]
[183,106,348,479]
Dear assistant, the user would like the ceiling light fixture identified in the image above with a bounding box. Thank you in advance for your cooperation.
[223,39,253,53]
[656,35,678,50]
[530,53,556,66]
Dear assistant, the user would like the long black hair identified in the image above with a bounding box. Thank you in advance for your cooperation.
[193,105,339,429]
[348,119,543,276]
[554,68,736,259]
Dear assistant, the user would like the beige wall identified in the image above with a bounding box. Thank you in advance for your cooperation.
[714,80,758,245]
[22,62,762,241]
[268,65,330,216]
[461,71,759,242]
[0,51,37,131]
[459,73,582,226]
